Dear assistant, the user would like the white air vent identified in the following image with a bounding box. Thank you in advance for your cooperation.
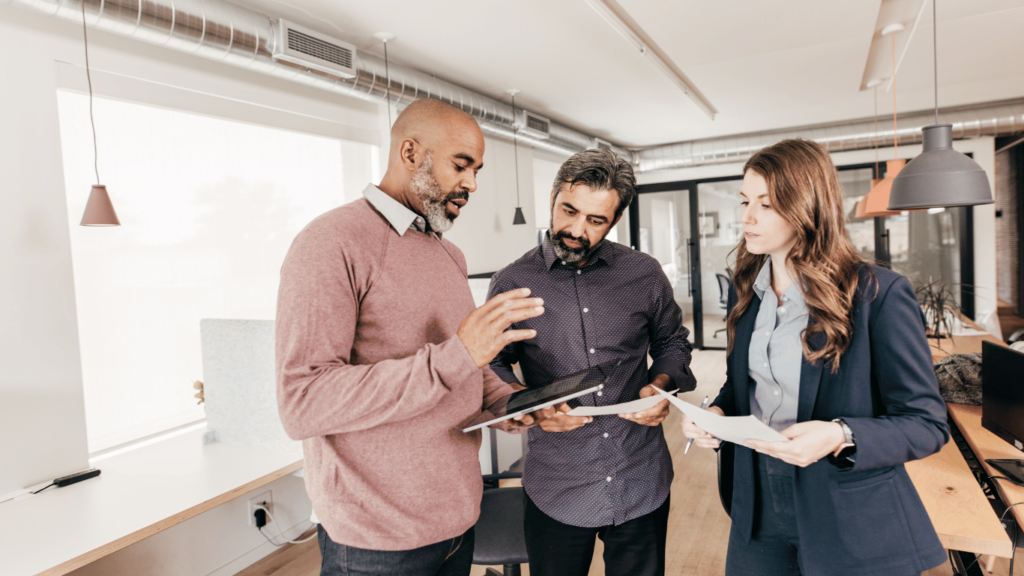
[272,20,356,79]
[519,111,551,140]
[592,138,613,151]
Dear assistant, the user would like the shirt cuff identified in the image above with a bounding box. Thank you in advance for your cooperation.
[648,358,695,393]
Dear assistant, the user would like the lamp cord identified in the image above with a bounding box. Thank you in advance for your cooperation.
[383,40,392,128]
[933,0,939,125]
[873,85,879,177]
[892,32,898,162]
[511,94,521,208]
[81,0,100,185]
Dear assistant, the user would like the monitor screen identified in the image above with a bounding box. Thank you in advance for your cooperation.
[982,341,1024,451]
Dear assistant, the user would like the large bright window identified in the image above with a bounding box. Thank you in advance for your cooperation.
[57,91,375,452]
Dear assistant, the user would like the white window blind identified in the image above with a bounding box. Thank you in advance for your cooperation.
[57,91,374,452]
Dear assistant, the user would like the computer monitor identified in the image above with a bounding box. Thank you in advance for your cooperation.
[981,341,1024,452]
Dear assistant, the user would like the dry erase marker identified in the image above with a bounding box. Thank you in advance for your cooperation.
[684,396,710,454]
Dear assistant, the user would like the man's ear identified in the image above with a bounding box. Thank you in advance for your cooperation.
[549,186,558,209]
[399,138,421,172]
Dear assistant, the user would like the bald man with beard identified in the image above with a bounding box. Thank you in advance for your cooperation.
[276,99,548,576]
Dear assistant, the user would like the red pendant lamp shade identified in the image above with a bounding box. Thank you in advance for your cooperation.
[80,185,121,226]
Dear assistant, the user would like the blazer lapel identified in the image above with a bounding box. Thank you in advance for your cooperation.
[797,326,827,422]
[732,296,760,417]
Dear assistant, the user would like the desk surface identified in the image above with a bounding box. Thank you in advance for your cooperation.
[0,429,303,576]
[906,436,1014,557]
[930,316,1004,361]
[948,403,1024,532]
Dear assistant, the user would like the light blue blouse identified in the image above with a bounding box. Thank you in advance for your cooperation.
[748,257,810,432]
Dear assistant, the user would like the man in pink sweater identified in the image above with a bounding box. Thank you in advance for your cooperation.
[276,99,545,576]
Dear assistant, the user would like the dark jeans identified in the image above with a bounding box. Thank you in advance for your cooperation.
[725,453,802,576]
[317,525,474,576]
[523,491,669,576]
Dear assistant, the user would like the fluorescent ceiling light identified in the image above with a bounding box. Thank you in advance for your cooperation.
[582,0,718,120]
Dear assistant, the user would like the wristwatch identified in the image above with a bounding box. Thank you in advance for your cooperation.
[829,418,857,469]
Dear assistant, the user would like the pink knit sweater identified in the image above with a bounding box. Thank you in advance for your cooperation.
[276,198,514,551]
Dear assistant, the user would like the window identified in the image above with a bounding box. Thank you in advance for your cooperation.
[57,91,375,452]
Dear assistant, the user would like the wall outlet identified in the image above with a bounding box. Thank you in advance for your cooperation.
[248,491,272,526]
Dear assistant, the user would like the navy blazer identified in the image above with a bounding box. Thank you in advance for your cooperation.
[712,263,949,575]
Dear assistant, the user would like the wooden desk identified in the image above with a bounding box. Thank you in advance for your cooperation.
[948,403,1024,533]
[906,438,1014,557]
[1,429,303,576]
[929,316,1004,361]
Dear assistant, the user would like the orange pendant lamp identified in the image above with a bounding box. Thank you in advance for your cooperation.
[859,26,909,219]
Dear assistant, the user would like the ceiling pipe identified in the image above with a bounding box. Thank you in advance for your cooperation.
[4,0,632,159]
[635,98,1024,172]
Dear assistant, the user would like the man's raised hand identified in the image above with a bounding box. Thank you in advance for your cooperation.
[458,288,544,368]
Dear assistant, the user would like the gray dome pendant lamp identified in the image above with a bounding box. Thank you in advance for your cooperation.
[508,89,527,226]
[887,0,993,210]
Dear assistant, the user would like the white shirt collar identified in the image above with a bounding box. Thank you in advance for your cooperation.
[362,184,430,236]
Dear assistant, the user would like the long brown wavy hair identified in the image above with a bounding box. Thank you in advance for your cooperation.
[726,139,874,371]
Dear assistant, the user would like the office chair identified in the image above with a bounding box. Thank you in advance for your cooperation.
[713,273,732,338]
[473,429,529,576]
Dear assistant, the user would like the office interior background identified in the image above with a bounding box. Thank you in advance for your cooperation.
[2,0,1024,575]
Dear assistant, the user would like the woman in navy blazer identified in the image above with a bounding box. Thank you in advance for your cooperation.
[682,139,949,575]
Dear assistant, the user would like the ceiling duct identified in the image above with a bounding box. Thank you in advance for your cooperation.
[636,98,1024,172]
[5,0,631,160]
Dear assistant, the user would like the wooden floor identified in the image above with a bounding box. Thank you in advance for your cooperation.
[235,348,1017,576]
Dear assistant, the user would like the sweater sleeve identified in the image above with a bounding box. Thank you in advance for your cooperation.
[275,224,478,440]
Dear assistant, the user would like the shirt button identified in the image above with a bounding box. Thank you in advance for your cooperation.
[773,390,780,396]
[561,260,566,265]
[583,308,589,313]
[603,432,609,438]
[778,307,786,315]
[606,476,612,482]
[765,331,771,337]
[589,348,595,354]
[596,391,603,397]
[763,418,769,424]
[577,270,582,275]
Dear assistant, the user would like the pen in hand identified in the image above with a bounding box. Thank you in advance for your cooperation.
[684,396,710,455]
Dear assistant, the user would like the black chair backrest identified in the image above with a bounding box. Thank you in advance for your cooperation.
[716,274,731,309]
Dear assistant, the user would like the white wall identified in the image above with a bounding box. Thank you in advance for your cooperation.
[636,138,999,317]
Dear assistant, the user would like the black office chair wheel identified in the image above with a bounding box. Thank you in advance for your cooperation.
[473,487,528,576]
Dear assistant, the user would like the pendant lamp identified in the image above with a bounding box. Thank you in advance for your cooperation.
[858,29,904,219]
[508,89,527,226]
[79,0,119,226]
[888,0,992,210]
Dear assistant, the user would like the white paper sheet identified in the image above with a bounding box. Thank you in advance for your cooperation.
[652,387,789,445]
[566,393,672,417]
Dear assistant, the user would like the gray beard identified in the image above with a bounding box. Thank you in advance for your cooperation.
[548,225,600,264]
[410,155,456,233]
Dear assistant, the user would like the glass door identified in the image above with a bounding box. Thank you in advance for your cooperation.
[635,189,698,345]
[695,179,744,350]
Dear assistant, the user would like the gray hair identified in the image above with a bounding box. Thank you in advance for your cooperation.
[551,149,636,219]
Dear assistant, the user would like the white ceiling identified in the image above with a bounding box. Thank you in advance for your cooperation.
[233,0,1024,148]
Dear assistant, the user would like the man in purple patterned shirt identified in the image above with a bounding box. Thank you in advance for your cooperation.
[488,149,695,576]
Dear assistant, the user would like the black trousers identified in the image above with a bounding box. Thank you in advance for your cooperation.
[523,492,670,576]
